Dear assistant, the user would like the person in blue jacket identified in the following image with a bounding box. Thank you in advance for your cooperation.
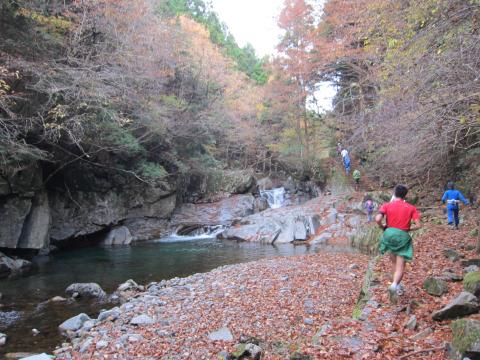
[343,153,351,174]
[441,181,469,229]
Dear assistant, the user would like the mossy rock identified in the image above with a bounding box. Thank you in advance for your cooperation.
[443,249,461,262]
[470,229,479,237]
[463,271,480,296]
[451,319,480,358]
[431,218,443,225]
[423,276,448,296]
[231,343,247,358]
[350,227,383,255]
[288,352,313,360]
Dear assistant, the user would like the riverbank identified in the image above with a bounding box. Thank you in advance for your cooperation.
[54,250,369,359]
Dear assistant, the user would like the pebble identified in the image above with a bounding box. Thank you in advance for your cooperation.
[32,328,40,336]
[95,340,108,350]
[304,318,314,325]
[130,314,155,326]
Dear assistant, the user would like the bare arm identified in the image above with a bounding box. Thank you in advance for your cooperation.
[375,213,386,230]
[410,218,421,231]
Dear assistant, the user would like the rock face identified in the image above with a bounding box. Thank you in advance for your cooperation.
[50,183,176,243]
[172,194,256,226]
[208,327,233,341]
[100,226,132,246]
[65,283,106,299]
[423,277,448,296]
[450,319,480,360]
[432,292,480,321]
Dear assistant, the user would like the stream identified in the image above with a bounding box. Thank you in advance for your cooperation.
[0,236,356,356]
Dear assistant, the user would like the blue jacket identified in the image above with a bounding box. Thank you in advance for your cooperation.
[442,189,469,209]
[343,155,350,167]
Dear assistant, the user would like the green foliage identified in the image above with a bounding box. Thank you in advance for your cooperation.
[156,0,268,84]
[137,161,168,180]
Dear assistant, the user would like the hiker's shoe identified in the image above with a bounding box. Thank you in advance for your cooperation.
[396,284,405,296]
[388,285,398,304]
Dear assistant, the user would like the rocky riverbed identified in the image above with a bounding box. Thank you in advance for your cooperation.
[53,251,369,359]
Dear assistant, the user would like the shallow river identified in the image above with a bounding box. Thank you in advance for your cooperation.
[0,236,355,356]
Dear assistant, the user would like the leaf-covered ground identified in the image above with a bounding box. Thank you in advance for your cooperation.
[56,251,369,359]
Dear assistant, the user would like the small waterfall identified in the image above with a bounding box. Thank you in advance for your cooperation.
[159,225,225,242]
[260,187,286,209]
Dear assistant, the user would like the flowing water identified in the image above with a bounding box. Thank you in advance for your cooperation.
[0,235,356,356]
[260,187,286,208]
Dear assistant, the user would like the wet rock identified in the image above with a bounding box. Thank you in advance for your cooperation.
[50,296,67,302]
[423,276,448,296]
[450,319,480,359]
[130,314,155,326]
[32,328,40,336]
[464,271,480,296]
[59,313,91,335]
[98,307,120,322]
[208,327,233,341]
[0,310,22,328]
[117,279,140,292]
[432,292,480,321]
[0,252,32,278]
[253,197,269,213]
[101,226,132,246]
[404,315,417,330]
[443,249,461,262]
[65,283,106,299]
[0,332,6,346]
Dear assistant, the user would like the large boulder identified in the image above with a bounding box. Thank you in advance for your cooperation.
[432,292,480,321]
[59,313,91,335]
[101,226,132,246]
[221,212,320,244]
[463,271,480,296]
[65,283,106,299]
[423,277,448,296]
[450,319,480,359]
[257,177,275,191]
[0,197,32,248]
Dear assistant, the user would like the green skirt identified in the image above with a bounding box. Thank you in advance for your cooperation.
[379,227,413,261]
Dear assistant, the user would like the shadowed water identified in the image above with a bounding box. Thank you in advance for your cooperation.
[0,237,356,355]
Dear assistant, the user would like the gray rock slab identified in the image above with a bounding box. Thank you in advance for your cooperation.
[208,327,233,341]
[432,292,480,321]
[130,314,155,326]
[59,313,91,333]
[19,354,52,360]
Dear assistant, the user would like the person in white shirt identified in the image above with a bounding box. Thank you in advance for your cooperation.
[341,149,348,158]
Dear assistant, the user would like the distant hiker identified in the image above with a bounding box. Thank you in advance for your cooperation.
[343,154,351,174]
[352,169,361,189]
[441,181,469,229]
[336,143,342,156]
[341,148,348,159]
[375,184,421,302]
[364,197,374,222]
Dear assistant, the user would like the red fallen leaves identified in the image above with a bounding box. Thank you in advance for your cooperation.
[60,251,369,359]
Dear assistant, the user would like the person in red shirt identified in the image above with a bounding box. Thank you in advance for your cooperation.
[375,184,421,302]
